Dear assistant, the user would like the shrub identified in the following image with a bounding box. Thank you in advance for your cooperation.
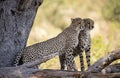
[102,0,120,22]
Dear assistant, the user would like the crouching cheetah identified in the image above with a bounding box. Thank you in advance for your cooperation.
[59,18,94,71]
[14,17,85,71]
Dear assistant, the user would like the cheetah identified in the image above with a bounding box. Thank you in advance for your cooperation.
[14,17,85,71]
[59,18,94,71]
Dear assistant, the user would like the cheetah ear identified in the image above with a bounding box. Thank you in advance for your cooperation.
[71,18,75,23]
[71,18,73,21]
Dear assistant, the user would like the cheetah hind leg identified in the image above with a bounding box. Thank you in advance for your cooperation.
[59,53,66,70]
[65,48,77,71]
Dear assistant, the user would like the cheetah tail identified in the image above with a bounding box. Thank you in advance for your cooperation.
[14,50,23,67]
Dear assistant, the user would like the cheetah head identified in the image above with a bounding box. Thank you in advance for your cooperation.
[71,17,85,30]
[83,18,94,31]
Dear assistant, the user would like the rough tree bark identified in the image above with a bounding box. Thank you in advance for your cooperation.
[0,0,43,67]
[102,63,120,73]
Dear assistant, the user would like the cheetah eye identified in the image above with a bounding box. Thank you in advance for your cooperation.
[87,22,90,24]
[79,22,81,24]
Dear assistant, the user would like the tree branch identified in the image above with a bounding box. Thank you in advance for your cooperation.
[87,49,120,72]
[102,63,120,74]
[34,69,80,78]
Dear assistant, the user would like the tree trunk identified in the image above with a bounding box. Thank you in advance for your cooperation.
[0,0,43,67]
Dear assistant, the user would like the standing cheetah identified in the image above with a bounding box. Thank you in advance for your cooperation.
[59,18,94,71]
[14,17,85,71]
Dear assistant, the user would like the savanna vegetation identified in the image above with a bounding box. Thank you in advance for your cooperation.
[27,0,120,70]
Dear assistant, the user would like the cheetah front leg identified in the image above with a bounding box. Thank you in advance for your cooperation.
[85,47,91,68]
[65,48,77,71]
[79,50,85,71]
